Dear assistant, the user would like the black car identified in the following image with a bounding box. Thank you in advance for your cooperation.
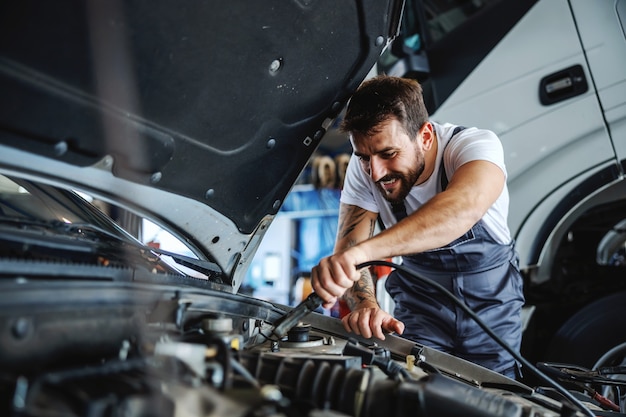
[0,1,622,417]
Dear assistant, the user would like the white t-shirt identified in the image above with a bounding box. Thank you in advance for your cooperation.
[340,121,512,245]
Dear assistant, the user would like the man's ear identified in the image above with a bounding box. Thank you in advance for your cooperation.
[420,122,436,149]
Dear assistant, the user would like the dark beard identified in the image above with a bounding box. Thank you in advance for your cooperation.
[376,157,425,205]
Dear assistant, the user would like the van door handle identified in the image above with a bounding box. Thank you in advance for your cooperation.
[539,64,588,105]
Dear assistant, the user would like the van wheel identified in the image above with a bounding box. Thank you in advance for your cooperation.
[592,342,626,406]
[543,291,626,368]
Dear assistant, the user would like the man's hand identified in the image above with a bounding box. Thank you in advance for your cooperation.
[311,246,369,308]
[342,303,405,340]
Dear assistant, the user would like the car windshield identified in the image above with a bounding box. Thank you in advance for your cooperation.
[0,175,125,231]
[0,174,198,279]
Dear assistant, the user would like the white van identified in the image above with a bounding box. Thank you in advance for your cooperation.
[381,0,626,369]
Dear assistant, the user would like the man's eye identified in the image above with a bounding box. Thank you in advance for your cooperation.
[381,152,396,159]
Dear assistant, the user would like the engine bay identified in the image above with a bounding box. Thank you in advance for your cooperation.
[1,279,621,417]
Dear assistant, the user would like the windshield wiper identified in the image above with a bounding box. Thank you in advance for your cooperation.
[144,245,222,279]
[62,223,223,281]
[0,216,224,282]
[0,216,62,229]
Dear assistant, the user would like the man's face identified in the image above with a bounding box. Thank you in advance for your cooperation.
[351,118,425,204]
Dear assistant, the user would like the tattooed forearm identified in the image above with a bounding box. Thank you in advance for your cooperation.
[335,204,379,310]
[337,205,369,239]
[343,268,377,310]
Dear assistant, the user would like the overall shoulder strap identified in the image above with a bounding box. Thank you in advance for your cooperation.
[439,125,466,191]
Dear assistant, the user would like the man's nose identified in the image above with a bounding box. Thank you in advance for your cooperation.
[369,157,386,181]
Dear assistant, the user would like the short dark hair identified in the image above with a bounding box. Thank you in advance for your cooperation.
[340,75,429,140]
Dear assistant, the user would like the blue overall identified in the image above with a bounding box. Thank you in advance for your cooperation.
[384,130,525,378]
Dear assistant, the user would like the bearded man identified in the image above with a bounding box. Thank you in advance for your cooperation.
[311,75,524,379]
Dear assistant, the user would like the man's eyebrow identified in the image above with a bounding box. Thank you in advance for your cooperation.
[354,147,397,158]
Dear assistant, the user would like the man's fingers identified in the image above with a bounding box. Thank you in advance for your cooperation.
[370,313,387,340]
[341,316,353,334]
[328,258,357,288]
[342,313,359,335]
[311,255,358,301]
[340,308,405,342]
[342,312,371,338]
[343,310,377,339]
[311,265,345,303]
[321,298,337,310]
[382,317,405,335]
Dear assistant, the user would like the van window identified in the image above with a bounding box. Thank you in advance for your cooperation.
[381,0,538,113]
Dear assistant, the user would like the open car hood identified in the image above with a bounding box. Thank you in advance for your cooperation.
[0,0,403,291]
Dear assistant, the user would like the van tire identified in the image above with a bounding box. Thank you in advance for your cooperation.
[543,291,626,368]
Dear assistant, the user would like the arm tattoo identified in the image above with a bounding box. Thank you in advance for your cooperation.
[337,205,378,309]
[344,268,377,310]
[368,218,376,238]
[337,205,369,239]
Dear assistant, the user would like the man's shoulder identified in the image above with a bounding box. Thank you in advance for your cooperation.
[432,121,497,139]
[436,122,504,170]
[444,125,501,151]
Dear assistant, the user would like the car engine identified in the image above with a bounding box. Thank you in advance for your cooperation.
[1,277,620,417]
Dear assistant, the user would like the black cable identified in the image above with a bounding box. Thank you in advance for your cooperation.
[599,366,626,376]
[356,259,596,417]
[230,357,261,389]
